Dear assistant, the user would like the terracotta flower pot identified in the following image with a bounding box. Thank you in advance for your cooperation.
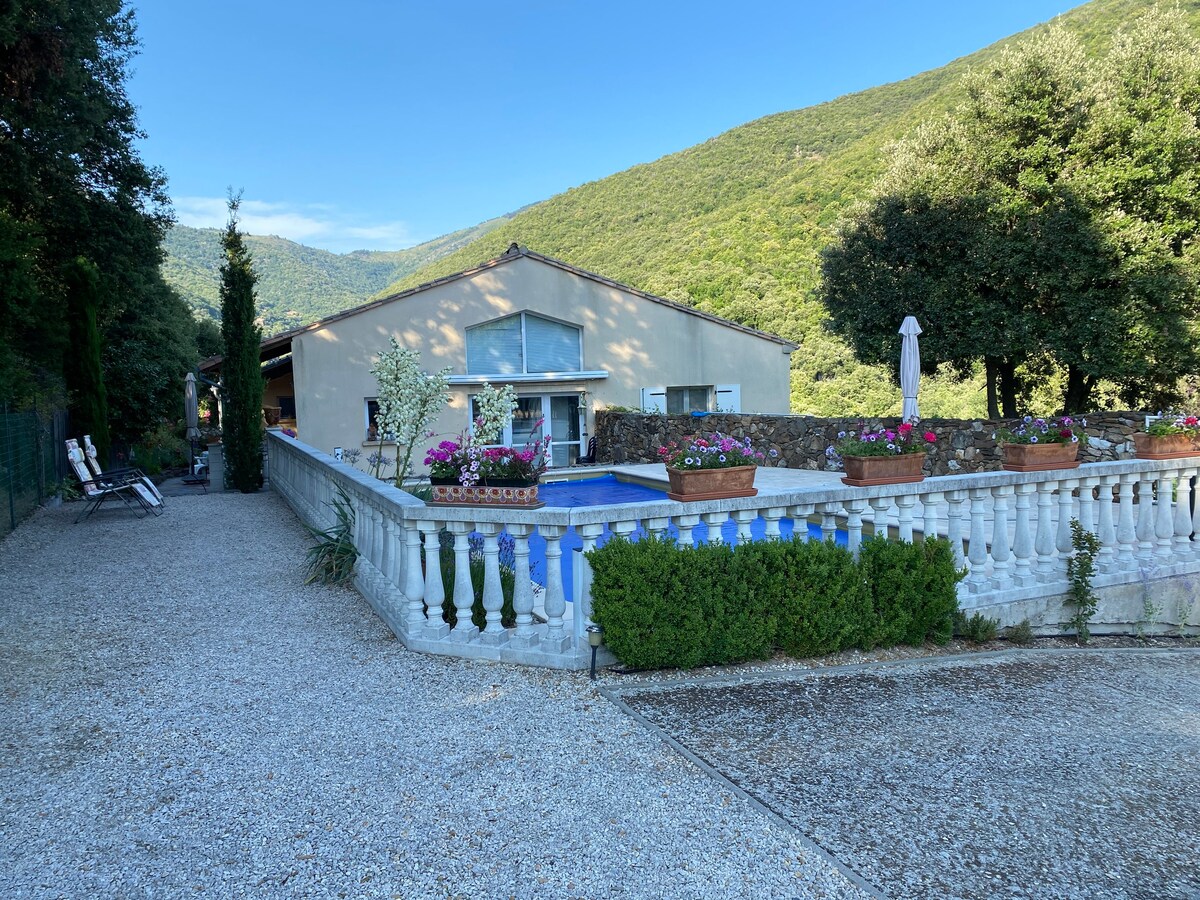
[429,480,544,509]
[1132,432,1200,460]
[666,465,758,501]
[1001,441,1079,472]
[840,453,925,487]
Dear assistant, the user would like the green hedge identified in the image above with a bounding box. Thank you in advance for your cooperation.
[588,535,963,670]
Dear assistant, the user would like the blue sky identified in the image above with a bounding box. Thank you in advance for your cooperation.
[129,0,1083,253]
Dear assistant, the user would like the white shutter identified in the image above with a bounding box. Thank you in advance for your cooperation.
[640,387,666,414]
[715,384,741,413]
[525,315,581,372]
[466,316,523,374]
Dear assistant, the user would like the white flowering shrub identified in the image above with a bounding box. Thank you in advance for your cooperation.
[370,338,451,486]
[472,382,518,444]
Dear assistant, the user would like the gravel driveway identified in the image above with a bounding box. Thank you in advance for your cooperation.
[0,492,864,900]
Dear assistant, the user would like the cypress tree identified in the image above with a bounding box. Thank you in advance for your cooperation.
[219,197,264,492]
[64,256,111,460]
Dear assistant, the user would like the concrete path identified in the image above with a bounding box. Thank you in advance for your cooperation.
[0,492,862,900]
[612,651,1200,900]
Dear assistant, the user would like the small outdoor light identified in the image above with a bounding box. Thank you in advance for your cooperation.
[586,624,604,680]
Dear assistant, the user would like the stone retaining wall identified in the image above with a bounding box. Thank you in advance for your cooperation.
[594,411,1151,476]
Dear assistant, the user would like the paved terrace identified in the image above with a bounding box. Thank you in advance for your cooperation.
[3,488,1198,899]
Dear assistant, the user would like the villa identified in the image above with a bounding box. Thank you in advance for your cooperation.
[202,244,796,470]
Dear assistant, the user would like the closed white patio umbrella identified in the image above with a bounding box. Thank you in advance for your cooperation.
[185,372,200,441]
[899,316,922,423]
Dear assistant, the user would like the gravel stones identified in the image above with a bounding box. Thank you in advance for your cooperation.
[0,494,864,899]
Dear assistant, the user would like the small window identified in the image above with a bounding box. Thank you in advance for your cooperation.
[666,386,711,415]
[278,396,296,419]
[365,399,394,442]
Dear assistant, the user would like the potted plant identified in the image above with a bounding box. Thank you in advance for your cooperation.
[1132,413,1200,459]
[827,422,936,486]
[424,430,551,508]
[656,433,767,501]
[996,415,1087,471]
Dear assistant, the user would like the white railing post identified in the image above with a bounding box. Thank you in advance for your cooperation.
[732,509,756,544]
[1034,480,1059,583]
[762,507,786,541]
[507,523,537,648]
[845,499,868,560]
[1156,473,1175,562]
[701,511,727,545]
[449,522,479,642]
[867,497,890,542]
[1095,475,1118,574]
[477,522,508,645]
[921,492,943,545]
[1136,472,1157,566]
[1116,474,1138,571]
[539,524,570,653]
[989,485,1013,589]
[945,490,968,571]
[403,522,425,631]
[1056,479,1078,555]
[1078,475,1098,536]
[819,502,840,543]
[1173,466,1194,553]
[675,513,699,548]
[966,489,989,593]
[789,504,815,541]
[420,521,449,638]
[896,494,917,543]
[1012,483,1035,586]
[575,523,606,643]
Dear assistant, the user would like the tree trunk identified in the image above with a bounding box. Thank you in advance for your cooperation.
[998,358,1019,419]
[1063,365,1093,414]
[985,358,1000,420]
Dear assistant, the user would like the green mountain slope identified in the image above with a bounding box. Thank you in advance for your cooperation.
[162,214,511,335]
[380,0,1200,416]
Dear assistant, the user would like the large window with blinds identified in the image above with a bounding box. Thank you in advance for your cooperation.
[466,313,581,375]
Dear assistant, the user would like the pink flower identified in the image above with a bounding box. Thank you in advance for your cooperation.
[923,432,937,443]
[898,422,913,434]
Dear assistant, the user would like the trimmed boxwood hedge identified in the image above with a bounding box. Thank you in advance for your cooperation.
[588,535,963,670]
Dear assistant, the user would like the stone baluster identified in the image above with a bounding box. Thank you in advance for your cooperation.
[575,523,606,641]
[1056,479,1078,555]
[965,489,989,593]
[988,486,1013,589]
[675,514,699,549]
[868,497,891,542]
[1077,475,1098,537]
[819,502,839,543]
[449,522,478,642]
[789,504,815,541]
[922,492,943,546]
[1115,475,1138,571]
[477,523,507,645]
[539,525,570,652]
[1173,466,1194,552]
[762,507,786,541]
[1034,480,1059,583]
[1192,471,1200,553]
[701,511,728,545]
[507,524,537,648]
[1135,472,1158,567]
[1095,475,1118,574]
[645,516,672,540]
[896,494,917,543]
[404,522,426,630]
[384,516,402,589]
[1155,473,1175,562]
[1011,483,1035,586]
[420,521,448,638]
[610,520,637,543]
[844,499,868,560]
[732,509,757,544]
[945,490,968,571]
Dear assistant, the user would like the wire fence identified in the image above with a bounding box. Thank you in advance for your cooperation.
[0,403,70,540]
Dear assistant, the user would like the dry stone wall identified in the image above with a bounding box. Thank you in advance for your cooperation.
[594,411,1150,476]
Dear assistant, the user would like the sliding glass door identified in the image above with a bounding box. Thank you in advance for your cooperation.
[469,391,584,469]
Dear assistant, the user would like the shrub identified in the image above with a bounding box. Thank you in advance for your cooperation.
[953,610,1000,643]
[859,536,961,647]
[304,488,357,585]
[1006,618,1035,645]
[588,532,963,670]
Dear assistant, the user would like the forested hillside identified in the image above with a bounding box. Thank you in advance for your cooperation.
[163,215,511,334]
[380,0,1200,417]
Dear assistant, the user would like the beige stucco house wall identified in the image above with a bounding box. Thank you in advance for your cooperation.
[280,246,794,471]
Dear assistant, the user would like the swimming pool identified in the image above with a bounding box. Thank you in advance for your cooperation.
[529,475,846,604]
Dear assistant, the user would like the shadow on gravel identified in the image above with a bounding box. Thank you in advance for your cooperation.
[611,649,1200,900]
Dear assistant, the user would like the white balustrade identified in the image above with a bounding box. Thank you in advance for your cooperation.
[266,432,1200,671]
